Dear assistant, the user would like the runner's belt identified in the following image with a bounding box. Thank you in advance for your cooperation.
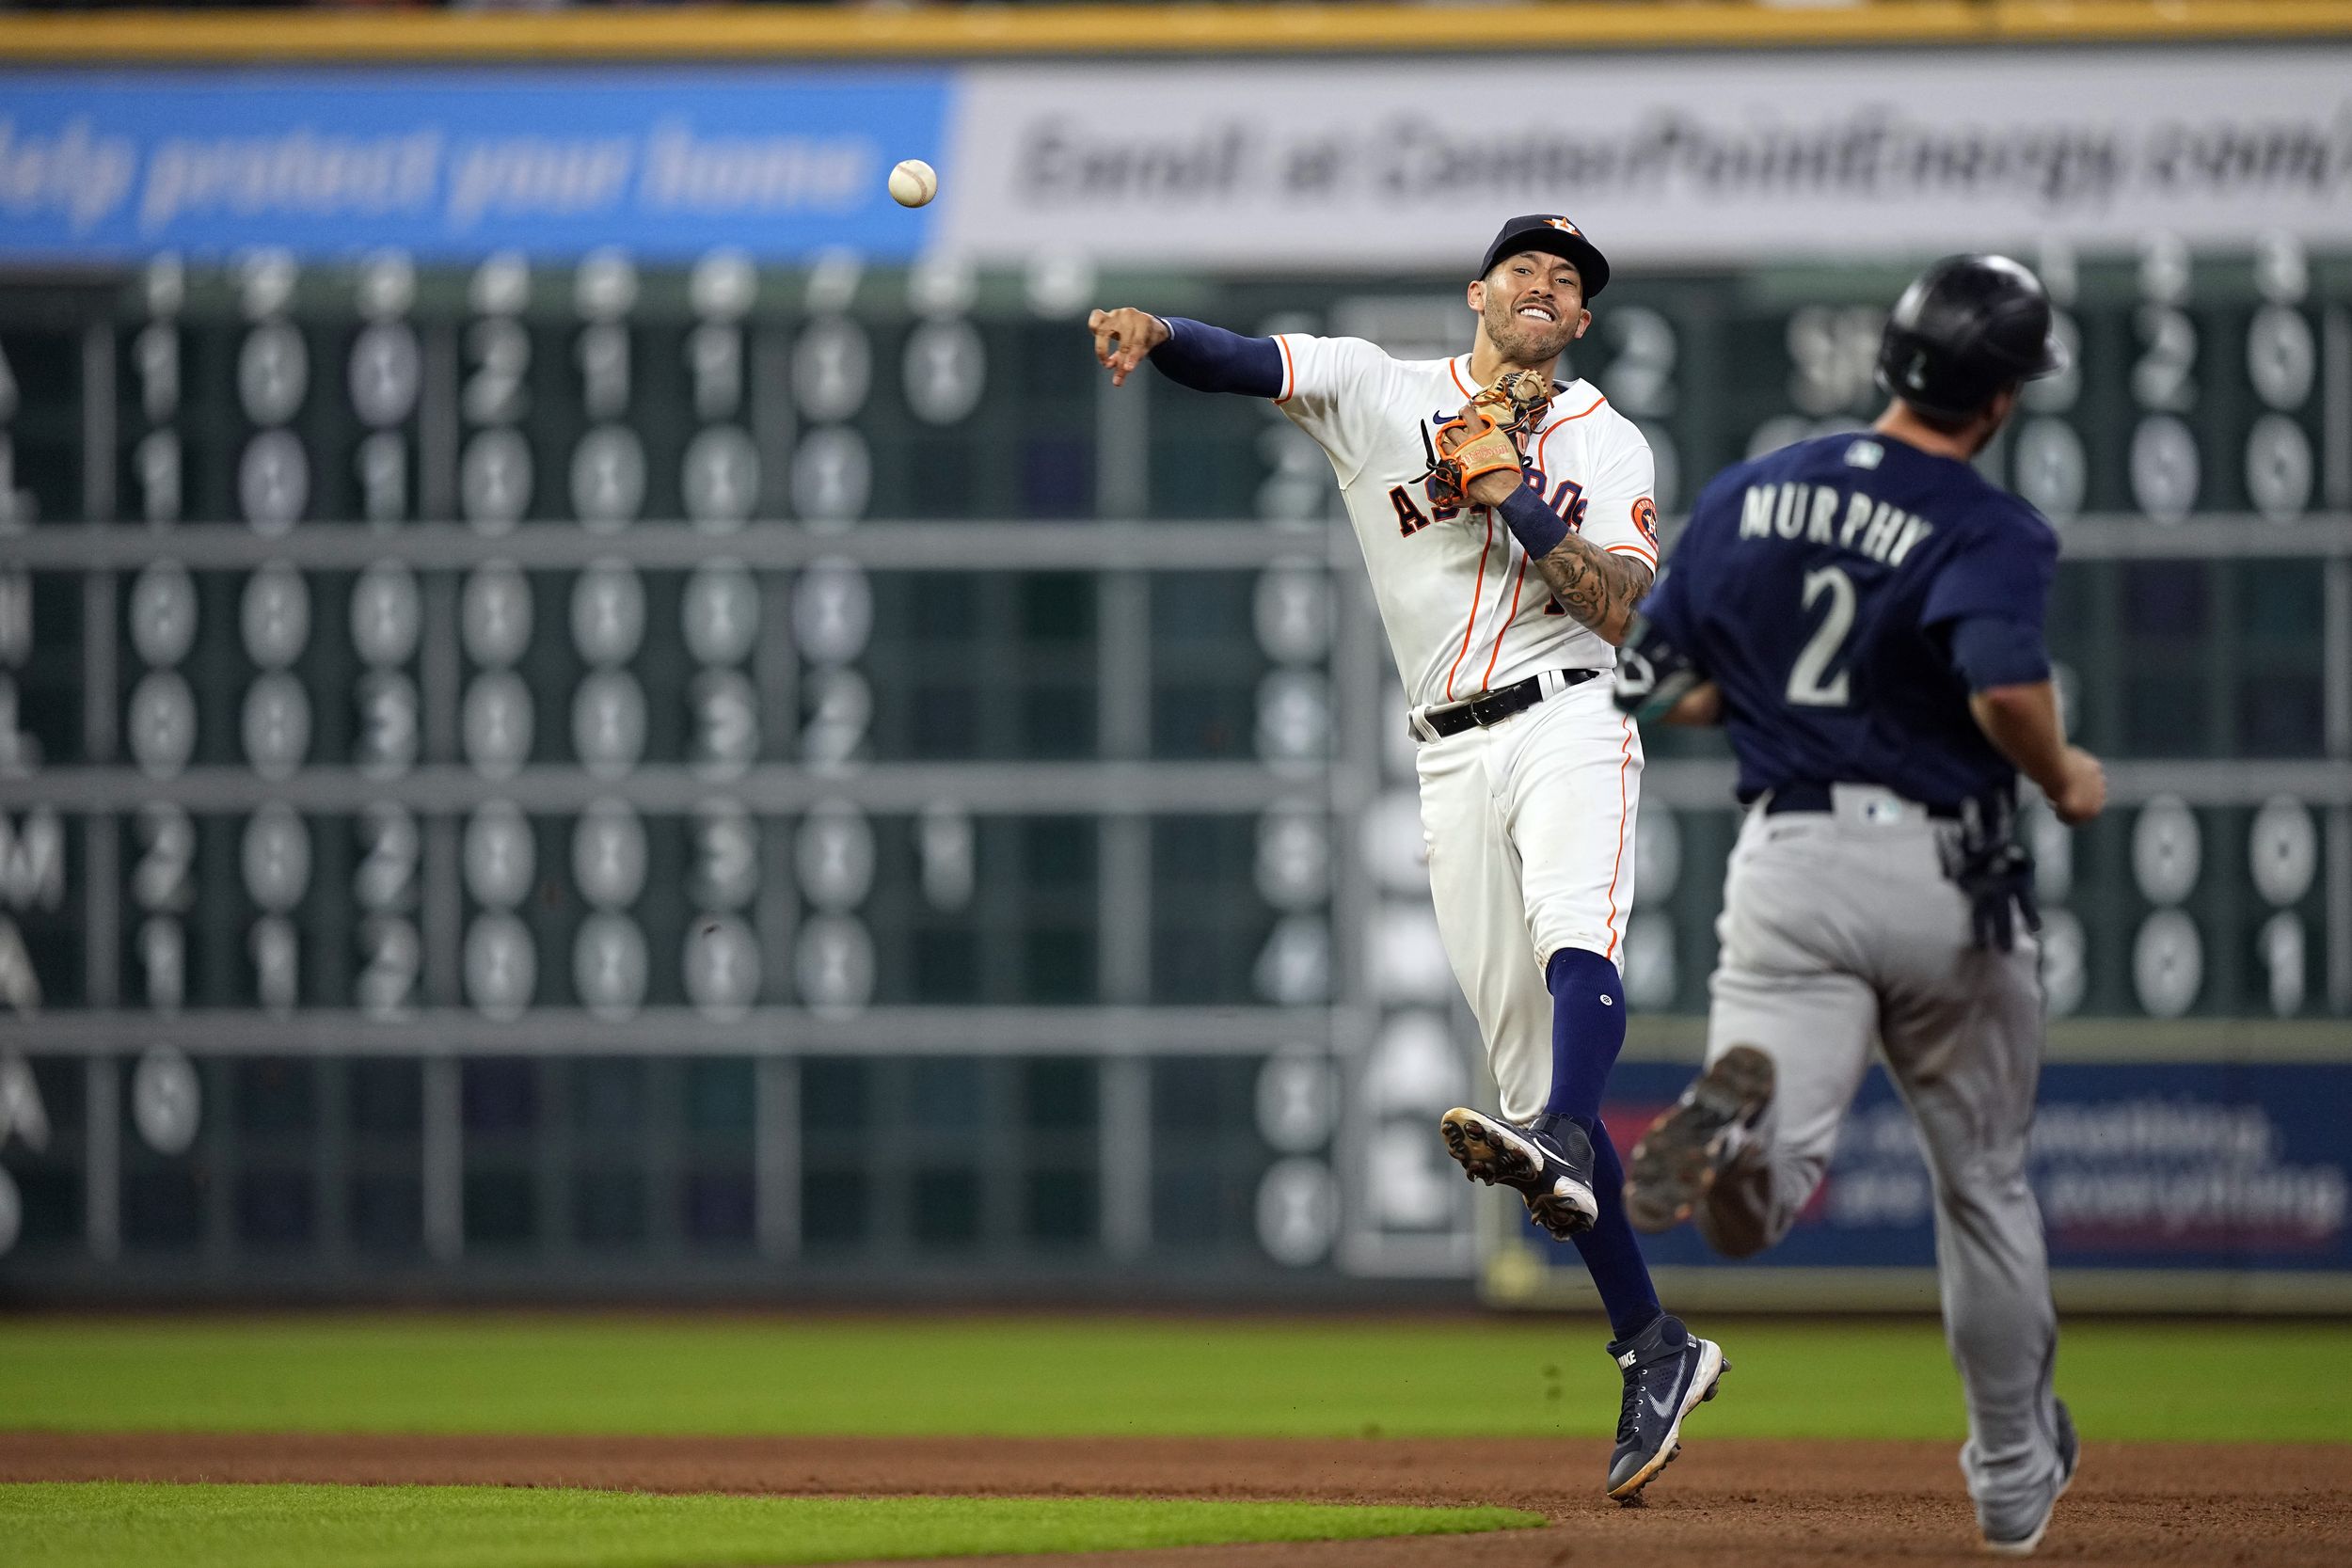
[1761,781,1973,820]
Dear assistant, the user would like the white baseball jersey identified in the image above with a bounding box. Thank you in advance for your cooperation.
[1268,333,1652,1115]
[1272,336,1661,710]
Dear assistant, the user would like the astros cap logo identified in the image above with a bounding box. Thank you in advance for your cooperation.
[1545,217,1581,236]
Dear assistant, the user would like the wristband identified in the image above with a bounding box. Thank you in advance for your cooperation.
[1497,483,1569,559]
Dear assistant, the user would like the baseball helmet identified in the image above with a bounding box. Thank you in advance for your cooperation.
[1874,254,2066,420]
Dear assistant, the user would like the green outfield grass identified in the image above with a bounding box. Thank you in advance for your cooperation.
[2,1482,1537,1568]
[0,1316,2345,1444]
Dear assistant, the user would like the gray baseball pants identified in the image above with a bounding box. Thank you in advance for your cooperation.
[1697,786,2069,1532]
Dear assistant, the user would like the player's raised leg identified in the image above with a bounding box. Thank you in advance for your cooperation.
[1622,1043,1774,1236]
[1626,811,1880,1255]
[1418,724,1601,1240]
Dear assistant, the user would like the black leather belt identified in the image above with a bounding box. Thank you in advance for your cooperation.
[1416,668,1601,740]
[1762,781,1962,820]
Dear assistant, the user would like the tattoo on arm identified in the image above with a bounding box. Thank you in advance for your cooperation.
[1532,536,1654,645]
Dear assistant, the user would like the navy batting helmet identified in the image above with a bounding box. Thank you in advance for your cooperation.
[1874,255,2066,421]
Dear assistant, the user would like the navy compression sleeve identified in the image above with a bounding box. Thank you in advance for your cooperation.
[1149,317,1285,399]
[1948,612,2053,691]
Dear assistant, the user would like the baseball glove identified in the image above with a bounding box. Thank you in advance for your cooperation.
[1419,370,1553,510]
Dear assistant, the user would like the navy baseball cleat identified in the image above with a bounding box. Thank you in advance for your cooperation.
[1980,1399,2079,1556]
[1438,1107,1599,1240]
[1606,1314,1728,1500]
[1623,1045,1775,1234]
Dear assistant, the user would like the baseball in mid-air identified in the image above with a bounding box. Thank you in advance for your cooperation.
[888,159,938,208]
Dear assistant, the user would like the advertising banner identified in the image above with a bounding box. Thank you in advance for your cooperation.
[4,50,2347,267]
[1515,1060,2352,1292]
[938,49,2352,268]
[0,69,948,261]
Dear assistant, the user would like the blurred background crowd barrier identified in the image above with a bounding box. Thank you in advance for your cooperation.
[0,0,2345,1311]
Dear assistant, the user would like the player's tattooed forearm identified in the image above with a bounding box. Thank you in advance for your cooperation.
[1534,536,1654,645]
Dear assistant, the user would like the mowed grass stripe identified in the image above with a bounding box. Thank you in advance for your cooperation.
[0,1317,2344,1444]
[3,1482,1540,1568]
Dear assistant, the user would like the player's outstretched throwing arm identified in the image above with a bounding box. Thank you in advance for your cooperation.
[1088,309,1283,396]
[1436,396,1654,645]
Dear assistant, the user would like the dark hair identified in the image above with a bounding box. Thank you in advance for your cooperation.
[1899,381,2018,434]
[1899,400,1974,436]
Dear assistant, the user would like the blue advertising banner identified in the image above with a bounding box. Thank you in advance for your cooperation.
[0,70,949,261]
[1541,1061,2352,1277]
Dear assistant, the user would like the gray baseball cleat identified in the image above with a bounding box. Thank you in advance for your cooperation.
[1623,1045,1776,1234]
[1980,1400,2079,1556]
[1606,1313,1729,1501]
[1438,1107,1599,1240]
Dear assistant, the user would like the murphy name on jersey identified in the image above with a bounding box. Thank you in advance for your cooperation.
[1738,451,1936,570]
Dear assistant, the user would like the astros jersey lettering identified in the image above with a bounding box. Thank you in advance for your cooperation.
[1272,336,1661,708]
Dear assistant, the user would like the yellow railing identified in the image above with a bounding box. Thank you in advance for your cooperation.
[0,1,2347,63]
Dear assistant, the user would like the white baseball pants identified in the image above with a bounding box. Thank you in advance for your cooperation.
[1412,673,1643,1124]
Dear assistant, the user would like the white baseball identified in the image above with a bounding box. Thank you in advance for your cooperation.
[888,159,938,209]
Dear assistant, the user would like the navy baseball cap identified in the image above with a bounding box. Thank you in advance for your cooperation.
[1477,214,1611,299]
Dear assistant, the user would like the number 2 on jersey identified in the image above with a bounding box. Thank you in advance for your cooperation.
[1786,565,1856,707]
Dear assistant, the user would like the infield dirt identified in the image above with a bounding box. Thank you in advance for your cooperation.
[5,1432,2345,1568]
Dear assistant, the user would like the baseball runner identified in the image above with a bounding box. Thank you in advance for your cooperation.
[1090,214,1725,1501]
[1613,256,2103,1554]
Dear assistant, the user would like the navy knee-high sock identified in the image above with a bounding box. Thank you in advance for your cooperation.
[1570,1127,1662,1341]
[1543,947,1662,1341]
[1544,946,1625,1123]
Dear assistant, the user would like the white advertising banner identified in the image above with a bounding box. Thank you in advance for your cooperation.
[935,48,2352,270]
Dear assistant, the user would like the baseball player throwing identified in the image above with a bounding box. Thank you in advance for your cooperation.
[1091,214,1724,1501]
[1614,255,2101,1554]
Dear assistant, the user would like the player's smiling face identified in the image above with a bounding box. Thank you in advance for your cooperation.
[1470,250,1589,365]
